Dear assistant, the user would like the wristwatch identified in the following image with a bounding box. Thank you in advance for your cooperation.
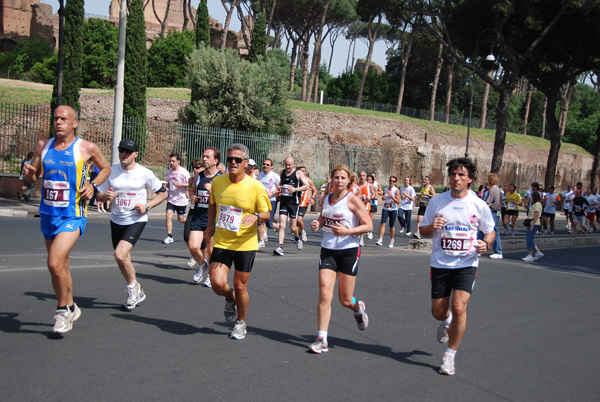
[91,182,98,191]
[146,205,150,212]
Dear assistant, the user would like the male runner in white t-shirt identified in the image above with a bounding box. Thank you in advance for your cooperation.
[420,157,495,376]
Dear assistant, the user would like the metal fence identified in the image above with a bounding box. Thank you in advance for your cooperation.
[0,101,588,191]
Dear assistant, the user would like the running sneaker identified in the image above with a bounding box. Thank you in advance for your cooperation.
[533,251,544,260]
[437,321,450,343]
[186,257,196,268]
[301,230,308,242]
[258,239,266,248]
[439,354,456,376]
[202,274,212,288]
[224,298,237,322]
[229,320,247,340]
[52,304,81,334]
[123,282,146,310]
[367,232,373,240]
[273,245,284,256]
[193,263,203,283]
[405,232,412,236]
[399,227,405,234]
[522,254,535,262]
[354,300,369,330]
[297,239,303,250]
[359,235,364,247]
[308,336,329,354]
[375,239,383,246]
[413,232,421,239]
[388,239,395,248]
[162,236,174,244]
[489,253,503,259]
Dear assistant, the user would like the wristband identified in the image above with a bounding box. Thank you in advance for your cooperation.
[91,182,98,191]
[483,240,490,249]
[146,205,150,212]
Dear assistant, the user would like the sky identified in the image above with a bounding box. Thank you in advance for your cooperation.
[40,0,390,77]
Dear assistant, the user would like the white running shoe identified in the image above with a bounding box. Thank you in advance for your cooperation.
[229,320,247,340]
[413,232,421,239]
[399,227,405,234]
[296,239,303,250]
[405,232,412,236]
[375,239,383,246]
[123,282,146,310]
[258,239,266,248]
[202,274,212,288]
[186,257,196,268]
[367,232,373,240]
[52,304,81,334]
[354,300,368,330]
[522,254,535,262]
[162,236,174,244]
[273,245,284,256]
[359,235,364,247]
[388,239,394,248]
[301,230,308,242]
[193,262,204,283]
[308,336,329,354]
[439,354,455,376]
[533,251,544,260]
[437,321,450,343]
[489,253,503,259]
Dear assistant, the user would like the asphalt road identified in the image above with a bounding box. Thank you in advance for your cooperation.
[1,215,599,402]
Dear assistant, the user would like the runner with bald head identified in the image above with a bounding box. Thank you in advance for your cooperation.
[23,105,110,335]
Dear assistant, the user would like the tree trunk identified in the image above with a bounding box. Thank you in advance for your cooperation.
[396,27,415,114]
[306,0,330,102]
[523,84,533,135]
[429,43,443,121]
[444,55,454,124]
[346,36,353,72]
[479,69,493,129]
[541,96,547,138]
[351,36,356,73]
[559,80,574,136]
[236,3,252,52]
[589,119,600,188]
[288,33,299,92]
[356,15,381,108]
[221,0,239,49]
[265,0,277,52]
[151,0,172,38]
[182,0,189,30]
[301,31,310,102]
[544,91,562,189]
[188,0,196,30]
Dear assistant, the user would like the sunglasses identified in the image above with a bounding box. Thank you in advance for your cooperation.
[389,180,396,183]
[227,157,246,164]
[118,148,133,154]
[193,166,202,169]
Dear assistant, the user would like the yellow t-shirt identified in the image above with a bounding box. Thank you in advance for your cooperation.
[210,174,271,251]
[528,202,542,226]
[505,192,522,210]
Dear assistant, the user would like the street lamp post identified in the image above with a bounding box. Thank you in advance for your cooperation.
[465,28,499,158]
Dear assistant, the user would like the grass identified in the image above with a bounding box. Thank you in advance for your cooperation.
[0,79,589,155]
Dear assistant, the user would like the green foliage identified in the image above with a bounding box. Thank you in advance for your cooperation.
[50,0,84,114]
[148,30,195,87]
[124,0,148,155]
[81,19,118,88]
[195,0,211,48]
[124,0,147,120]
[249,13,267,63]
[30,53,58,84]
[0,37,53,79]
[326,69,391,103]
[181,46,294,135]
[564,83,600,152]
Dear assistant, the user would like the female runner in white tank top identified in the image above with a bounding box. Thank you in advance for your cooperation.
[307,165,373,354]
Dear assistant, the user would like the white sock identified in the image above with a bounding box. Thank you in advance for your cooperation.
[444,347,457,358]
[318,330,328,342]
[126,281,137,288]
[443,312,453,326]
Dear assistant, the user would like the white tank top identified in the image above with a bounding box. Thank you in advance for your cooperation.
[321,191,360,250]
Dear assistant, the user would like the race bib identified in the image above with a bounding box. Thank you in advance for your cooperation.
[43,180,70,207]
[322,212,346,233]
[196,190,210,208]
[508,202,517,210]
[440,228,476,256]
[384,202,394,209]
[216,205,244,232]
[114,191,139,212]
[281,184,293,196]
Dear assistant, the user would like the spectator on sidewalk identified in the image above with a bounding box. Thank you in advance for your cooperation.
[18,151,35,202]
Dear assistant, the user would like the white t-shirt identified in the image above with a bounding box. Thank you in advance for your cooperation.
[399,185,416,211]
[166,167,190,206]
[562,190,573,211]
[382,186,399,211]
[371,181,381,205]
[543,192,561,214]
[99,164,163,225]
[585,194,598,213]
[421,191,495,269]
[257,171,280,202]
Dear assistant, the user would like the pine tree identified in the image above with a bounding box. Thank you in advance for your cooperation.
[124,0,148,152]
[248,13,267,63]
[195,0,210,49]
[51,0,84,114]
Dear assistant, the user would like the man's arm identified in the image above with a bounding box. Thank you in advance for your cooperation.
[295,170,309,193]
[81,141,110,200]
[23,139,47,184]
